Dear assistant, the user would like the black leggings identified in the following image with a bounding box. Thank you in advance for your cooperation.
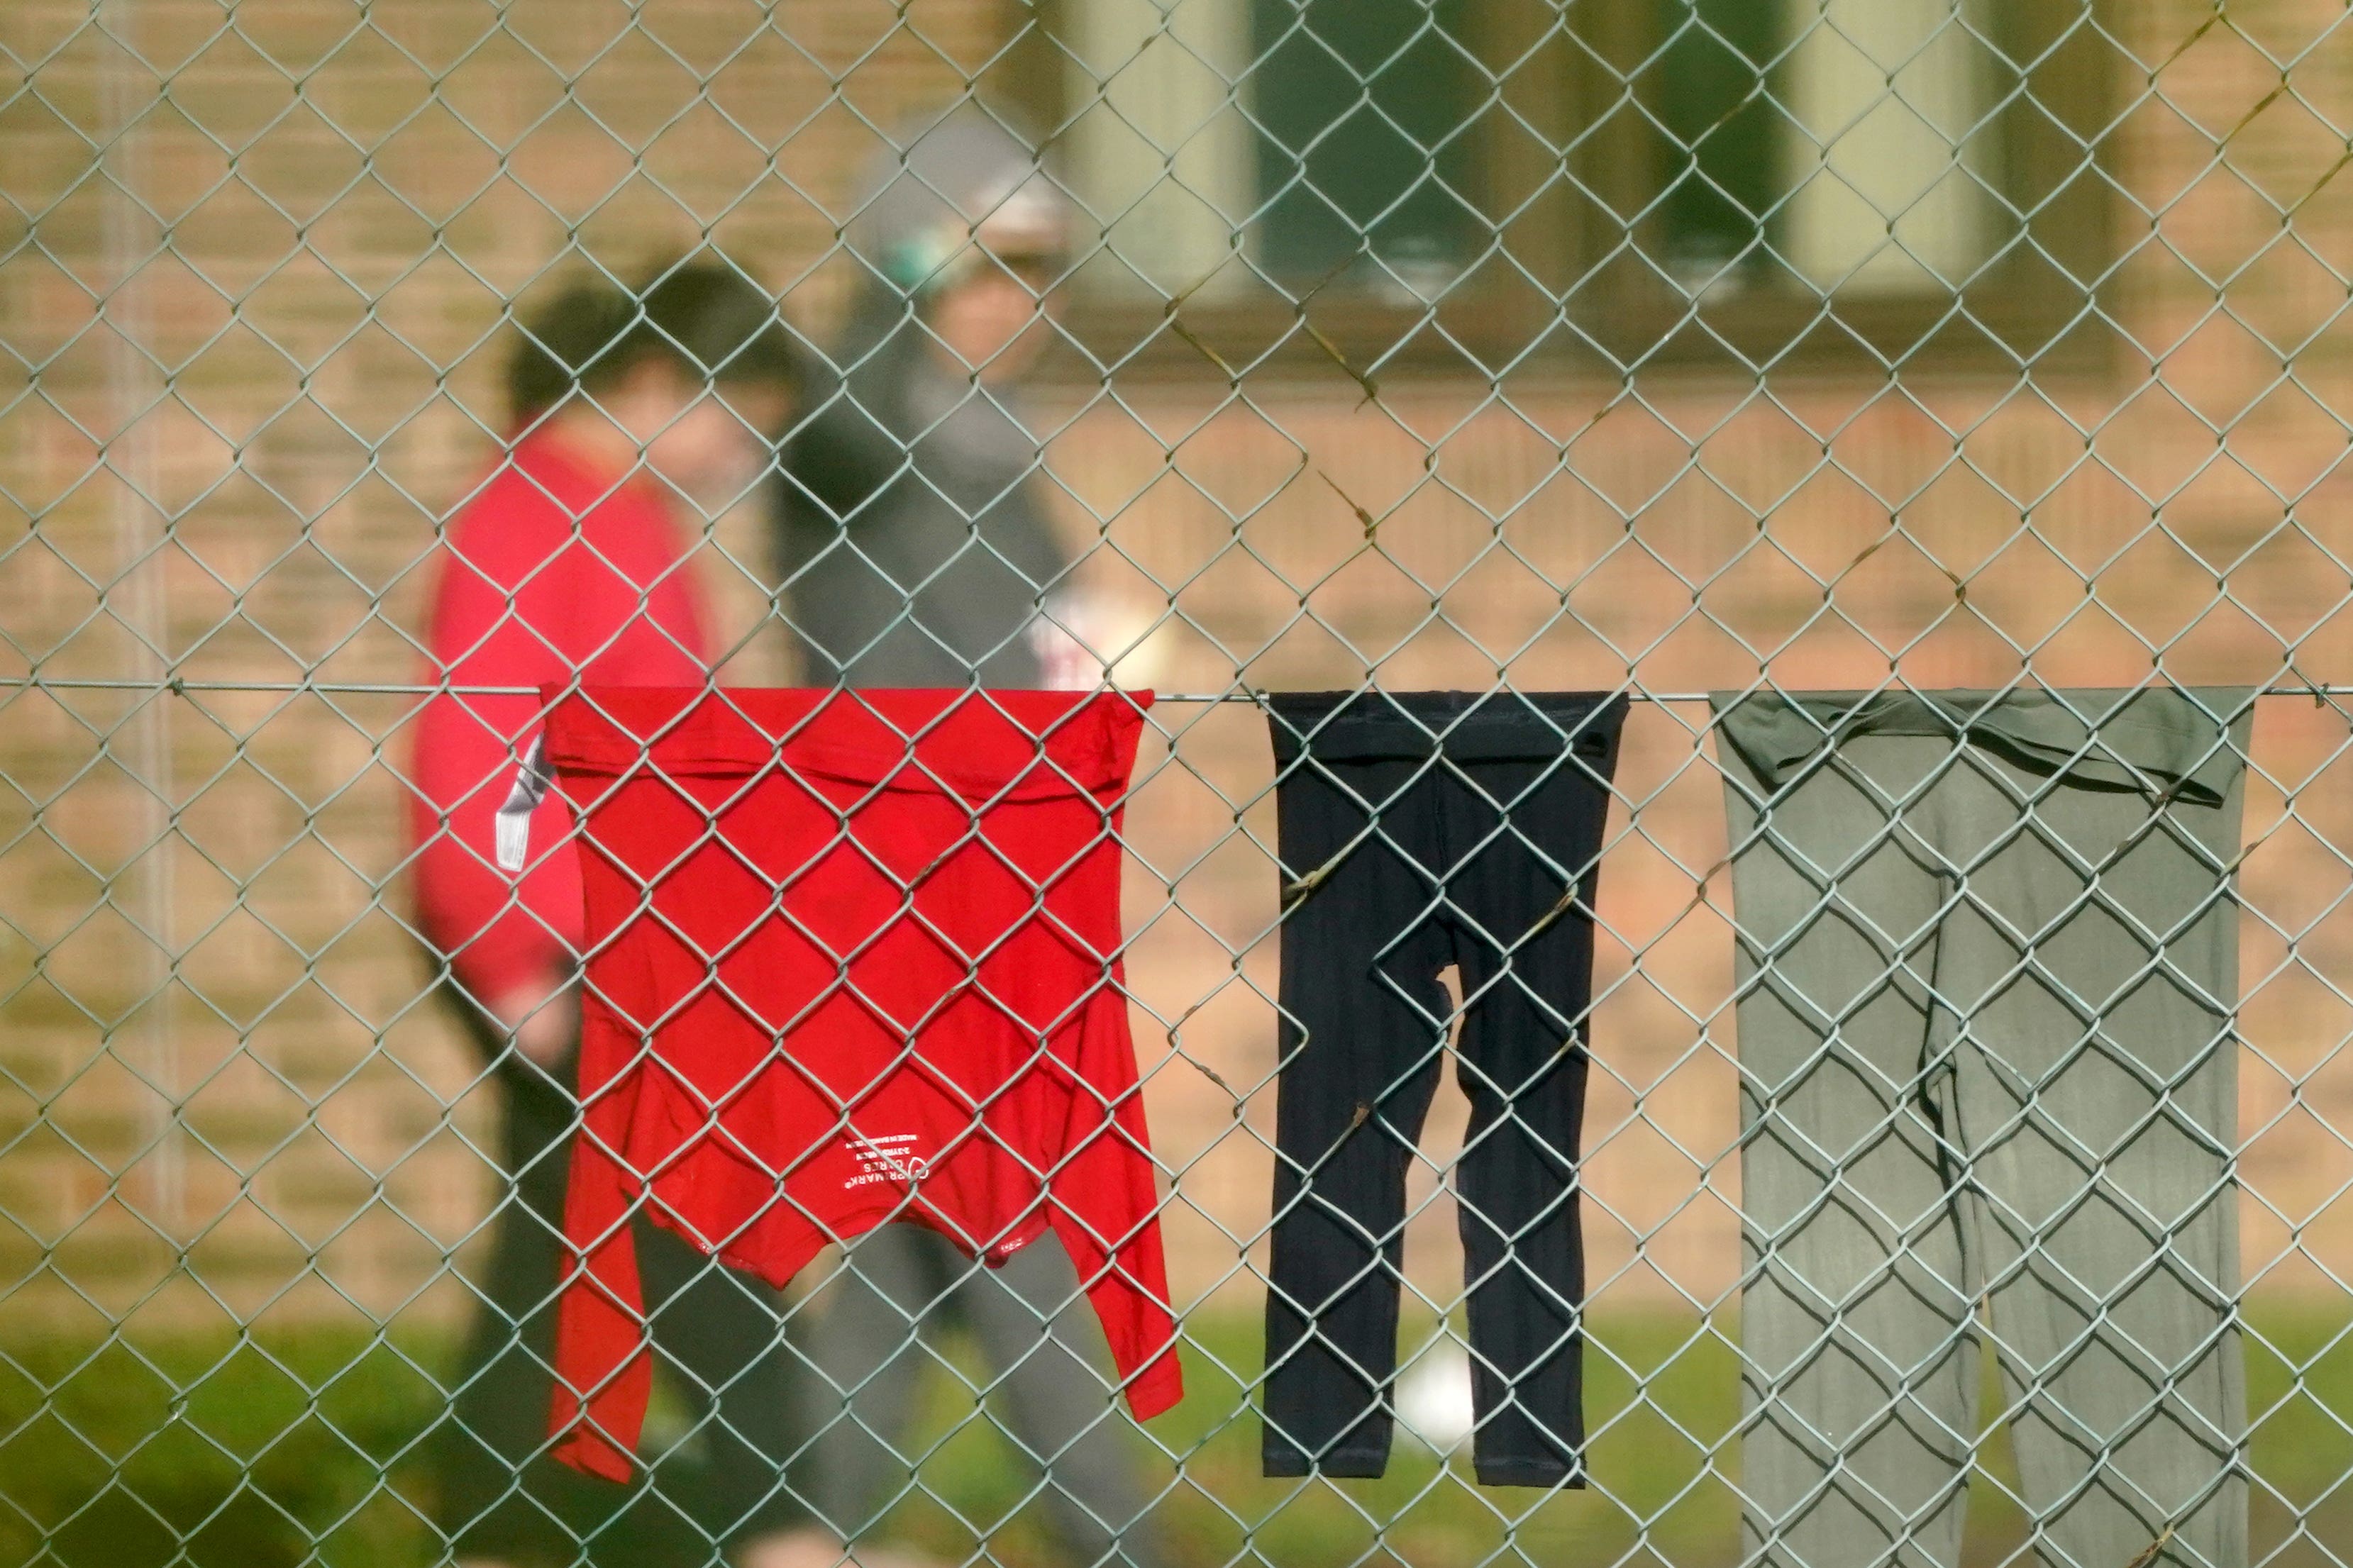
[428,995,811,1565]
[1261,691,1626,1488]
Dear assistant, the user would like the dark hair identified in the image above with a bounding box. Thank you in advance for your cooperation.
[504,259,800,427]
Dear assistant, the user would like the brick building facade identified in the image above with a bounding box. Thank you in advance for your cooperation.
[3,0,2351,1344]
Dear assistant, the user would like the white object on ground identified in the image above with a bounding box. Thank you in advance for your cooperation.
[1393,1337,1477,1455]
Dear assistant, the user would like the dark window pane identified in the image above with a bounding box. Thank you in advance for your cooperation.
[1249,0,1484,288]
[1655,0,1781,278]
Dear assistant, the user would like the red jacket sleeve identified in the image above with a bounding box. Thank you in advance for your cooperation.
[407,491,585,1006]
[1051,977,1184,1420]
[408,451,711,1008]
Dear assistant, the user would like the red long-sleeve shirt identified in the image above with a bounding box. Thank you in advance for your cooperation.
[536,684,1183,1481]
[406,431,711,1006]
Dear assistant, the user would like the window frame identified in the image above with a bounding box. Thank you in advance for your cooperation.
[1005,0,2120,384]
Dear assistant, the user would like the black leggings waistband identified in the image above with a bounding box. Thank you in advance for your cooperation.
[1267,689,1629,765]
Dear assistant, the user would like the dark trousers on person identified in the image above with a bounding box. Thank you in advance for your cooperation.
[428,996,810,1566]
[1261,690,1626,1487]
[796,1225,1172,1568]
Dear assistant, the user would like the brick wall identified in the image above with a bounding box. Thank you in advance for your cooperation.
[2,0,2350,1342]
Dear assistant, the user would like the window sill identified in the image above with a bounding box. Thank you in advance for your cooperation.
[1037,273,2122,389]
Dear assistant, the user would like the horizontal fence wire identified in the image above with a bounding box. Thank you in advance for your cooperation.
[6,3,2353,1568]
[23,681,2353,703]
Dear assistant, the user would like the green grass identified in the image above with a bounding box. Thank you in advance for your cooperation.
[882,1301,2353,1568]
[2,1299,2349,1567]
[0,1328,443,1568]
[899,1307,1750,1568]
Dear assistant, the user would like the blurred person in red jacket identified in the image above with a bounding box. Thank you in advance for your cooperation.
[406,257,809,1568]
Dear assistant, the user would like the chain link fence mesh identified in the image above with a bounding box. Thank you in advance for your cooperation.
[6,0,2353,1564]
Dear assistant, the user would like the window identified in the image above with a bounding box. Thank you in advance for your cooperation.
[1653,0,2023,300]
[1246,0,1485,294]
[1654,0,1785,287]
[1041,0,1579,325]
[1028,0,2115,372]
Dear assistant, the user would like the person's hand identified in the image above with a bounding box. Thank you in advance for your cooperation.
[487,972,577,1067]
[736,1528,841,1568]
[1028,591,1111,691]
[736,1526,949,1568]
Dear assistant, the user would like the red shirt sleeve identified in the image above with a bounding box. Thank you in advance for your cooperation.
[1052,978,1185,1419]
[543,984,654,1481]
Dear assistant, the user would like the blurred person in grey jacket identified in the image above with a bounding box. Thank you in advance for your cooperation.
[765,105,1168,1568]
[773,106,1094,689]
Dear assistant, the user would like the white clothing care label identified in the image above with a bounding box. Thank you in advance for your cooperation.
[493,733,552,873]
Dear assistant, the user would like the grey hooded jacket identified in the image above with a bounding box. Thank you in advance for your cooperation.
[771,107,1072,689]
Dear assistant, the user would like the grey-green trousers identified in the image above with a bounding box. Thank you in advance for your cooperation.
[1715,689,2250,1568]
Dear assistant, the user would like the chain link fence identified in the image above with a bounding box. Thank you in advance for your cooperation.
[6,1,2353,1565]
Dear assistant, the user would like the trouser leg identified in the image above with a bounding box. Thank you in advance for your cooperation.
[1439,716,1622,1488]
[635,1219,814,1548]
[799,1225,955,1540]
[1719,725,1978,1568]
[436,1073,709,1564]
[436,1058,592,1559]
[1928,721,2248,1568]
[432,997,815,1564]
[1262,743,1451,1478]
[801,1225,1170,1566]
[954,1233,1172,1568]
